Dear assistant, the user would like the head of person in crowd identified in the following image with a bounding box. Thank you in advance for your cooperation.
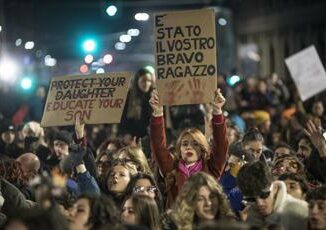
[68,194,121,230]
[0,123,15,145]
[114,146,152,174]
[296,134,315,161]
[95,150,113,178]
[105,159,138,197]
[96,138,124,157]
[53,130,73,160]
[256,79,269,94]
[125,173,163,211]
[241,128,264,162]
[22,121,46,147]
[16,153,40,180]
[0,159,29,186]
[134,68,154,94]
[274,142,296,159]
[170,172,233,228]
[237,161,277,217]
[279,173,309,200]
[4,207,69,230]
[226,123,241,145]
[121,194,161,229]
[272,154,304,178]
[252,110,271,135]
[306,185,326,230]
[226,142,254,177]
[311,100,324,118]
[174,128,210,166]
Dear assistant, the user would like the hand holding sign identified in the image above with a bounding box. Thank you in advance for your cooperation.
[212,88,225,115]
[75,114,85,139]
[149,89,164,117]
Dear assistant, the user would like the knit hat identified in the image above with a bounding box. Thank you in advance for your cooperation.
[53,130,73,145]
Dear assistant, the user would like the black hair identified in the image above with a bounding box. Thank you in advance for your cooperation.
[306,185,326,202]
[242,128,264,146]
[237,161,272,197]
[278,173,309,195]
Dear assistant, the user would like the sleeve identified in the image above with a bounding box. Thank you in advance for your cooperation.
[150,116,175,176]
[208,114,229,179]
[76,171,101,195]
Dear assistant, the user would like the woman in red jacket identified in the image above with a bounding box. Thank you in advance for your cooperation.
[149,88,228,207]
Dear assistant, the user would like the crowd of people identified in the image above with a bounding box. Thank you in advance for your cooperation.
[0,67,325,230]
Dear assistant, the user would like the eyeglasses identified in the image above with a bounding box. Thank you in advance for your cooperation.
[243,190,271,203]
[133,185,157,194]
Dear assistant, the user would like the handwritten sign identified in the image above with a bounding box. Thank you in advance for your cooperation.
[285,45,326,101]
[41,72,131,127]
[154,9,217,105]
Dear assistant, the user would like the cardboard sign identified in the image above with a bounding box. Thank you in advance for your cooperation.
[154,9,217,105]
[41,72,131,127]
[285,45,326,101]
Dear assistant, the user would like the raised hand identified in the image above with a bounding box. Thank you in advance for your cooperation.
[303,120,326,157]
[75,114,85,139]
[149,89,164,117]
[212,88,226,115]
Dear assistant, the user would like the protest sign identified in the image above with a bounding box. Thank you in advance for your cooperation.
[41,72,131,127]
[154,9,217,105]
[285,45,326,101]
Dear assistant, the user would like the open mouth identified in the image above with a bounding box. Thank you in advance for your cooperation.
[186,152,193,157]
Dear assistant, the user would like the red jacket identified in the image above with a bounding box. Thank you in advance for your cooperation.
[150,114,228,207]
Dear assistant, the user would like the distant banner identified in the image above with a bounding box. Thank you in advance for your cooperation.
[285,45,326,101]
[154,9,217,105]
[41,72,131,127]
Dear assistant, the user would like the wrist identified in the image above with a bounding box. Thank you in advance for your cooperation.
[152,108,163,117]
[212,108,222,115]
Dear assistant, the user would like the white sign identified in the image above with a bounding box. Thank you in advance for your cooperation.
[285,45,326,101]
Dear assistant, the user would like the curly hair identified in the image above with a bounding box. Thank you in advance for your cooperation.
[170,172,233,229]
[175,128,210,162]
[0,159,28,186]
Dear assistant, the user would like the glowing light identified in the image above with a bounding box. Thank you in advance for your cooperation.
[135,13,149,21]
[44,55,57,67]
[115,42,126,50]
[24,41,35,50]
[80,64,89,73]
[15,38,22,46]
[103,54,113,64]
[218,18,227,26]
[96,68,105,74]
[106,5,117,16]
[0,57,19,82]
[227,75,241,86]
[84,54,94,64]
[127,29,140,36]
[83,39,96,52]
[21,78,32,90]
[0,25,2,32]
[119,34,131,43]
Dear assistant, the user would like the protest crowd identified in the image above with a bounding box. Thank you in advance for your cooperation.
[0,5,326,230]
[0,65,325,230]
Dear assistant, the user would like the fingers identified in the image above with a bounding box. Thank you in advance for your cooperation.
[306,120,317,134]
[303,128,311,138]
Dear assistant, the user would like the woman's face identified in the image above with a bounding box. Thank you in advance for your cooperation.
[97,155,110,177]
[272,159,299,177]
[195,186,218,222]
[243,140,263,161]
[227,128,238,144]
[284,179,305,200]
[137,73,152,93]
[107,165,131,193]
[69,198,91,230]
[180,134,201,165]
[133,178,156,199]
[121,198,137,225]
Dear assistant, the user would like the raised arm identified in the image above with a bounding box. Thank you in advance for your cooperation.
[149,89,175,175]
[208,89,229,179]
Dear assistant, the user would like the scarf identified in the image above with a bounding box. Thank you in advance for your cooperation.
[178,159,203,178]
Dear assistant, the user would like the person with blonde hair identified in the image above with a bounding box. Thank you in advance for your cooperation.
[149,88,228,207]
[114,146,152,174]
[168,172,233,229]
